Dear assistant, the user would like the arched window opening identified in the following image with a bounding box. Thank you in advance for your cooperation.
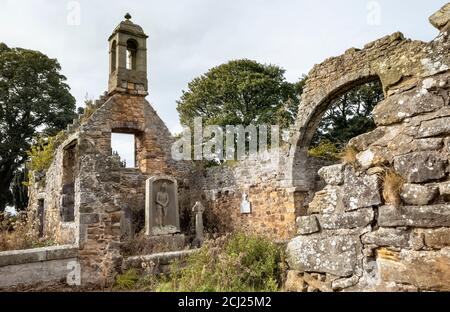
[291,78,384,218]
[308,79,384,161]
[111,40,117,73]
[126,39,138,70]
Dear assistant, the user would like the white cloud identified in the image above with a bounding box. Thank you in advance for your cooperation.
[0,0,445,134]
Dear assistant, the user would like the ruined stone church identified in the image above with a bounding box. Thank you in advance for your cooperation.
[2,4,450,291]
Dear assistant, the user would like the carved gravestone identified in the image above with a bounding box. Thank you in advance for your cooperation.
[145,176,180,236]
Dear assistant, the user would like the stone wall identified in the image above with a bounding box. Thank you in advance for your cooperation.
[21,3,450,291]
[122,249,198,275]
[286,7,450,292]
[26,91,193,287]
[192,148,333,240]
[0,245,78,288]
[27,132,80,246]
[74,93,192,286]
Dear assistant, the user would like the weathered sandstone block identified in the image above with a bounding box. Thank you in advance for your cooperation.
[373,90,445,126]
[400,183,438,206]
[342,168,381,211]
[296,216,320,235]
[308,185,343,214]
[362,227,410,248]
[287,234,360,277]
[394,152,447,183]
[318,164,344,186]
[318,208,374,230]
[378,205,450,228]
[429,3,450,32]
[417,116,450,138]
[416,228,450,249]
[377,248,450,291]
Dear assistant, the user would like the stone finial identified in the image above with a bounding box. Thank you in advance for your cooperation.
[429,3,450,32]
[124,13,132,21]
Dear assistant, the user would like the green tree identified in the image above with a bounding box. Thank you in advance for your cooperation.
[11,168,29,211]
[177,59,304,129]
[0,43,76,212]
[312,80,384,148]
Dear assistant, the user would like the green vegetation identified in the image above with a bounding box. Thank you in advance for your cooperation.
[0,212,55,251]
[26,136,58,174]
[309,80,384,160]
[24,131,67,185]
[308,139,342,160]
[177,59,305,130]
[0,42,76,212]
[113,233,286,292]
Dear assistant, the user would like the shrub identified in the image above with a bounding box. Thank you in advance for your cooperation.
[121,232,186,257]
[161,233,285,292]
[0,212,54,251]
[308,140,341,161]
[113,268,162,292]
[114,269,140,290]
[26,131,67,174]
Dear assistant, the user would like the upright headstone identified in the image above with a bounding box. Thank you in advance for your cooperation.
[192,201,205,244]
[145,176,180,236]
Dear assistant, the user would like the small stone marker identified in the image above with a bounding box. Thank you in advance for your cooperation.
[192,201,205,244]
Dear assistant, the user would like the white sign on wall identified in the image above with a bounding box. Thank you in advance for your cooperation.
[240,193,252,214]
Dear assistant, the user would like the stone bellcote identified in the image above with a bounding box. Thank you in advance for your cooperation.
[108,13,148,96]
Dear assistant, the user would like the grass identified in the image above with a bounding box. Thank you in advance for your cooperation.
[382,169,404,208]
[121,232,186,257]
[340,145,358,166]
[113,233,286,292]
[0,212,55,252]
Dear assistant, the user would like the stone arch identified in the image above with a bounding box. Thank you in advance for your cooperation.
[289,70,384,189]
[286,31,434,194]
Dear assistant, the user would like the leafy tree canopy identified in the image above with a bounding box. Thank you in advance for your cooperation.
[177,59,305,130]
[312,80,384,148]
[0,43,76,211]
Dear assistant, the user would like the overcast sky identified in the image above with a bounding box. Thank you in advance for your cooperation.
[0,0,447,134]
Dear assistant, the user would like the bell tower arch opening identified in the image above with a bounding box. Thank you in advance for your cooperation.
[126,39,138,70]
[110,40,117,73]
[108,13,149,95]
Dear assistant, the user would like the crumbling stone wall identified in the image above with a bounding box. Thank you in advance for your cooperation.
[74,93,192,285]
[27,132,80,246]
[26,91,193,286]
[23,4,450,291]
[192,148,332,240]
[286,5,450,292]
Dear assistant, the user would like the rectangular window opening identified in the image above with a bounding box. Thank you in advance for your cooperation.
[111,132,136,168]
